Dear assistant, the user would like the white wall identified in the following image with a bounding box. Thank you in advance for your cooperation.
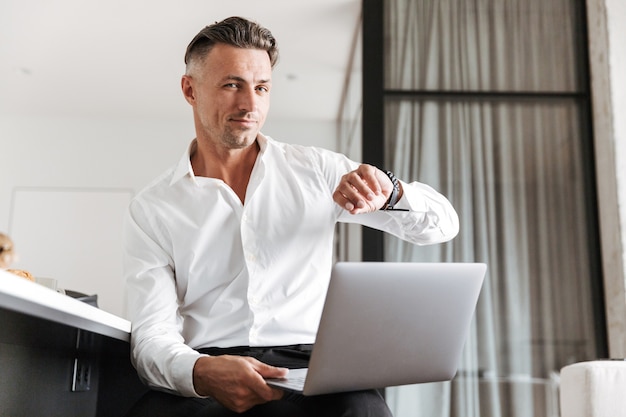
[587,0,626,356]
[607,0,626,267]
[606,0,626,356]
[0,114,337,317]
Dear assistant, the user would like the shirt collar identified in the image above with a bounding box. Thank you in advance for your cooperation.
[169,134,270,186]
[170,139,198,186]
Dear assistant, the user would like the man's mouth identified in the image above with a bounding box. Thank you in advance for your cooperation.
[230,118,257,128]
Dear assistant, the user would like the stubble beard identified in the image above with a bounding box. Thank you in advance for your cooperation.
[217,111,262,150]
[220,127,257,150]
[198,111,260,150]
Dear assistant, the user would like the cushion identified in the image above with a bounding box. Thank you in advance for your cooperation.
[560,360,626,417]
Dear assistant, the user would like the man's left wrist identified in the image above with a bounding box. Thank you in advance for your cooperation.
[380,170,402,210]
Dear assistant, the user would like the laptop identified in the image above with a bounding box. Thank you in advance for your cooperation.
[266,261,486,396]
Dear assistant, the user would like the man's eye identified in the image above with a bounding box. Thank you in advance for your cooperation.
[257,86,269,93]
[225,83,238,88]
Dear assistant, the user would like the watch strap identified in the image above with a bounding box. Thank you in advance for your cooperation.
[381,170,401,210]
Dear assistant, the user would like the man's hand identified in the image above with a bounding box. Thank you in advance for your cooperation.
[192,355,288,413]
[333,164,395,214]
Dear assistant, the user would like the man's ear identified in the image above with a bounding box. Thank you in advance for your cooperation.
[181,75,195,105]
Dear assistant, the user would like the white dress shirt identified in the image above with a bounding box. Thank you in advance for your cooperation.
[123,134,459,397]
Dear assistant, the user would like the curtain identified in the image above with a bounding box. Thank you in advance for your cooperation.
[382,1,599,417]
[384,0,582,92]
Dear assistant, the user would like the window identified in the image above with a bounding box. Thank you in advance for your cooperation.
[360,1,606,415]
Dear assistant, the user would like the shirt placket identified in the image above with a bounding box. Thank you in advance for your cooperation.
[240,159,266,345]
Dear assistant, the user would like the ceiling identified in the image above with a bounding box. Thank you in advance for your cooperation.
[0,0,361,123]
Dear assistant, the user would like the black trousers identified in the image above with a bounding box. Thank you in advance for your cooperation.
[125,345,393,417]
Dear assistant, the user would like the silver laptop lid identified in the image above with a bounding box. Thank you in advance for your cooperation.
[303,262,486,395]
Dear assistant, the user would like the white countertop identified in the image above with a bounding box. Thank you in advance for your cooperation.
[0,269,131,342]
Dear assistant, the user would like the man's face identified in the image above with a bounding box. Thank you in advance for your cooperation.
[183,43,272,150]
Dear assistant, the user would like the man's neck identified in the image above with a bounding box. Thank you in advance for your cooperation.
[191,139,260,204]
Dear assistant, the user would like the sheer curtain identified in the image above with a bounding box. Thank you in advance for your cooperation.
[382,1,599,417]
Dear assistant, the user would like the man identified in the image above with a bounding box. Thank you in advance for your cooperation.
[124,16,459,417]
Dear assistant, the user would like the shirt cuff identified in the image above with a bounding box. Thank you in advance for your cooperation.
[171,351,209,398]
[393,180,421,211]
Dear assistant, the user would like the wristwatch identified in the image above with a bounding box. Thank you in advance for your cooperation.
[380,170,401,210]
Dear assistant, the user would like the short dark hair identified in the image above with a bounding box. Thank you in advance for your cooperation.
[184,16,279,70]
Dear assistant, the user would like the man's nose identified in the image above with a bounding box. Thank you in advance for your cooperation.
[237,87,258,113]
